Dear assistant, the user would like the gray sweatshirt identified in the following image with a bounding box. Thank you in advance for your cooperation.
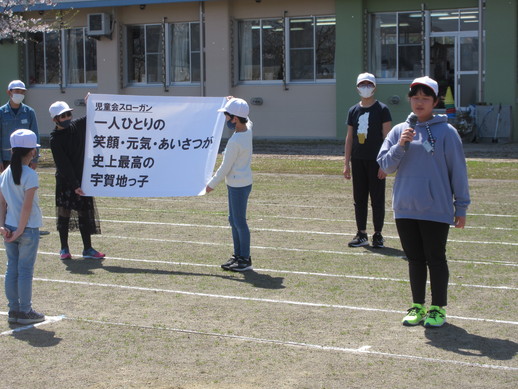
[377,114,470,225]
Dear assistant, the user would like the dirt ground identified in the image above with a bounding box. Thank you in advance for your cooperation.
[0,141,516,388]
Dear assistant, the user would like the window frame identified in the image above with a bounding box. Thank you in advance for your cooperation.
[125,22,201,87]
[65,27,98,85]
[236,15,336,86]
[126,23,163,85]
[25,27,98,87]
[170,21,201,85]
[368,8,480,83]
[237,18,285,84]
[368,11,424,83]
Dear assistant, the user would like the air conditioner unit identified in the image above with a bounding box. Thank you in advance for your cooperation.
[87,13,112,36]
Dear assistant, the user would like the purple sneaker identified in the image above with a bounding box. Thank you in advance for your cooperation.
[82,248,106,259]
[60,248,72,260]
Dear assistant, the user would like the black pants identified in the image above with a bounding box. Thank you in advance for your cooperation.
[57,215,92,251]
[396,219,450,307]
[351,158,385,232]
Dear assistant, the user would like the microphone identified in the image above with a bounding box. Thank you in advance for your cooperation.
[404,113,418,151]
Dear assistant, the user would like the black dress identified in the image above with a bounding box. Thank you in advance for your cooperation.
[50,117,101,234]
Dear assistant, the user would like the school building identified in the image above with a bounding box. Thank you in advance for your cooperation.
[1,0,516,142]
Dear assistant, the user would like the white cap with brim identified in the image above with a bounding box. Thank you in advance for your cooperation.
[8,80,26,91]
[49,101,74,118]
[10,129,40,149]
[356,73,376,86]
[410,76,439,96]
[217,98,250,119]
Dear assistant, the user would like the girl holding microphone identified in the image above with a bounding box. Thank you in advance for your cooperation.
[377,77,470,327]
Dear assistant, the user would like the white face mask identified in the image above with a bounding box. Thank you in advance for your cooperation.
[357,86,375,98]
[10,93,25,104]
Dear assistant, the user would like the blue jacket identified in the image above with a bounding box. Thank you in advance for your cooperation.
[0,101,40,161]
[377,114,470,225]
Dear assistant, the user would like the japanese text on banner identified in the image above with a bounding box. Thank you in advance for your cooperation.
[82,94,226,197]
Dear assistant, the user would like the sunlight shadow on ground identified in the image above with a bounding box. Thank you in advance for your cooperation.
[425,323,518,360]
[60,259,285,290]
[11,327,62,348]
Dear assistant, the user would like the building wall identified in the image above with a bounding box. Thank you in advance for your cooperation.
[4,0,337,140]
[229,0,336,139]
[484,0,518,141]
[0,43,19,98]
[2,0,516,141]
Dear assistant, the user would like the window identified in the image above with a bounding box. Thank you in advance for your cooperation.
[238,19,284,81]
[369,12,423,80]
[431,9,479,33]
[66,28,97,84]
[127,23,199,85]
[127,24,163,84]
[237,16,336,83]
[27,30,60,85]
[27,28,97,86]
[290,16,336,81]
[171,22,200,83]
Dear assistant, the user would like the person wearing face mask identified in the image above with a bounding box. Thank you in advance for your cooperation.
[0,80,40,172]
[206,97,253,272]
[343,73,392,248]
[49,100,105,261]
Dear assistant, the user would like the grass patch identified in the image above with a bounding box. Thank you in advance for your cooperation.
[38,147,518,180]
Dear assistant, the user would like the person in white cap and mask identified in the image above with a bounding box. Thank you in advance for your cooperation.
[0,129,45,324]
[49,100,105,261]
[343,73,392,249]
[377,76,470,328]
[206,97,253,272]
[0,80,40,172]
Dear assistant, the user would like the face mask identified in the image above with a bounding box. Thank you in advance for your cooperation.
[59,119,72,128]
[10,93,25,104]
[357,86,375,98]
[226,119,236,130]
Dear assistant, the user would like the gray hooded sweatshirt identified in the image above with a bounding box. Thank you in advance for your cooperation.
[377,114,470,225]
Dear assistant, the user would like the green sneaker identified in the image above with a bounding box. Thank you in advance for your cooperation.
[424,306,446,328]
[402,303,427,326]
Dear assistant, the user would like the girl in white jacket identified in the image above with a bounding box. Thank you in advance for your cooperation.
[206,98,253,272]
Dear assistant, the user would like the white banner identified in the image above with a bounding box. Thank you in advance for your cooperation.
[82,94,226,197]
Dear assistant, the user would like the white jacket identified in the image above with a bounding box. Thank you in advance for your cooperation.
[207,122,253,188]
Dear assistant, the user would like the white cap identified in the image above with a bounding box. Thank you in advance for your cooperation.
[410,76,439,96]
[10,129,40,149]
[356,73,376,86]
[49,101,74,118]
[8,80,26,91]
[217,98,250,118]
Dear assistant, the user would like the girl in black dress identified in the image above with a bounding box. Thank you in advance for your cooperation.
[49,101,104,260]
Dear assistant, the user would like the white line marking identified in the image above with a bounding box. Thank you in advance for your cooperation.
[0,314,64,336]
[68,317,518,371]
[38,208,518,232]
[17,277,518,326]
[32,251,518,291]
[41,216,518,247]
[38,197,518,219]
[40,233,518,267]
